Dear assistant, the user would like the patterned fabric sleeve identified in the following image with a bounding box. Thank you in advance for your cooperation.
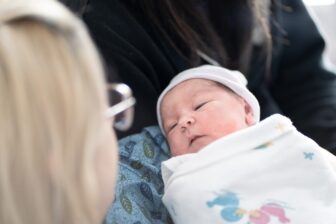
[104,126,172,224]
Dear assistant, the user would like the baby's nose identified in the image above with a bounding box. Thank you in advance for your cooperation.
[180,115,195,130]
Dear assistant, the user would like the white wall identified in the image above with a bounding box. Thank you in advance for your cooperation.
[306,2,336,64]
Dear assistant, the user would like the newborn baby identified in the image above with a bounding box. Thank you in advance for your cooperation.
[157,65,336,224]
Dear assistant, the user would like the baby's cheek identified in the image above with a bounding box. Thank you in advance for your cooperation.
[170,143,184,156]
[215,122,241,137]
[168,130,194,156]
[169,141,187,157]
[167,137,179,156]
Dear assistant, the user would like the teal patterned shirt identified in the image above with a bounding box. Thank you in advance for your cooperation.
[105,126,172,224]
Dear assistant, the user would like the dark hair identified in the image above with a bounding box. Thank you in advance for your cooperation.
[60,0,271,73]
[140,0,271,73]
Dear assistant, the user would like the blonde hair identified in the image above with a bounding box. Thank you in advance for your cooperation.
[0,0,112,223]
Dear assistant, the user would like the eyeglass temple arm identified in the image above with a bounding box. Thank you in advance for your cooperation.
[105,97,136,118]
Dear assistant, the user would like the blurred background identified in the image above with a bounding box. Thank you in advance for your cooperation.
[304,0,336,64]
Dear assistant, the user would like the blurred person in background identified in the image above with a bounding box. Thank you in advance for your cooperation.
[63,0,336,152]
[0,0,134,223]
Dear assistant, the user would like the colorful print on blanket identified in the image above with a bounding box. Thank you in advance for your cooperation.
[207,191,290,224]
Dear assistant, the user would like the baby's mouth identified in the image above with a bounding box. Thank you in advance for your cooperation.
[190,135,204,146]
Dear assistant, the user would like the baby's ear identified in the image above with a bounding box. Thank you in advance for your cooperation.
[243,100,254,125]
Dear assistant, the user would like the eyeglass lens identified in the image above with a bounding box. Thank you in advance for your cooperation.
[107,83,135,131]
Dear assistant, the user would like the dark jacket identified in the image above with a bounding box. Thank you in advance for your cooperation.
[81,0,336,153]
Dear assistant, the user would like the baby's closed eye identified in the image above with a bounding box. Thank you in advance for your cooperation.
[168,123,177,132]
[194,101,210,110]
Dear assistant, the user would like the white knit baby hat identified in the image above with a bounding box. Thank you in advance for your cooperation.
[156,65,260,134]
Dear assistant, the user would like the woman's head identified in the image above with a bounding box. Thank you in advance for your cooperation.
[0,0,118,223]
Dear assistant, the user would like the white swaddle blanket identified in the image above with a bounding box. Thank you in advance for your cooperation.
[161,114,336,224]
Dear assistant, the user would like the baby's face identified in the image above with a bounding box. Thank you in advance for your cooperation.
[160,79,254,156]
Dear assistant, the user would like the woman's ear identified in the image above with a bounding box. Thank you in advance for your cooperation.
[243,100,254,125]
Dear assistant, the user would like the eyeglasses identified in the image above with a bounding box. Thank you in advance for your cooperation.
[106,83,136,131]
